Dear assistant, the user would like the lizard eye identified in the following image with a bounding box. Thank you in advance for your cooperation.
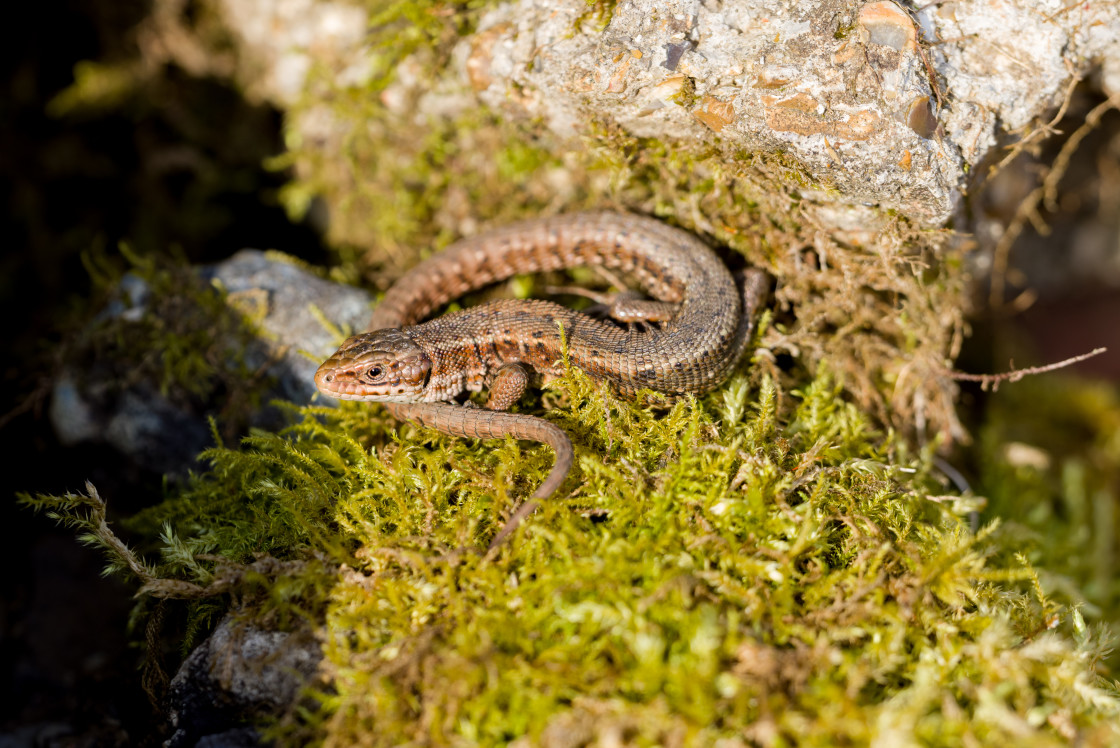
[365,366,384,382]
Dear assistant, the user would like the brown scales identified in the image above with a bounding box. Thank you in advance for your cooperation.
[315,212,769,551]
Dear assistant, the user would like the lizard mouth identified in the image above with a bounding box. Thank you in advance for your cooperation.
[313,368,377,400]
[315,363,430,401]
[314,330,432,401]
[316,359,406,398]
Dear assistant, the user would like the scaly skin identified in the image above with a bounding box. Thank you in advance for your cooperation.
[315,212,769,546]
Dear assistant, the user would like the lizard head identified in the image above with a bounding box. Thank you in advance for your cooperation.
[315,328,432,402]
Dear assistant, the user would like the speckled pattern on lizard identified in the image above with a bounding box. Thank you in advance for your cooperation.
[315,212,769,548]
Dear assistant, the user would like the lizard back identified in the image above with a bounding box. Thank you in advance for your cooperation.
[370,212,749,399]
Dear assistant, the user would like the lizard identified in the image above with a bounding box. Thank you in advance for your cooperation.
[314,212,769,548]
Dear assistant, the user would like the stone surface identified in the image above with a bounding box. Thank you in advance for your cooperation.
[457,0,1118,226]
[469,0,951,222]
[197,250,372,405]
[201,0,1118,228]
[165,618,321,748]
[49,250,372,476]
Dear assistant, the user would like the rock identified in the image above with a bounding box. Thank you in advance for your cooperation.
[193,727,265,748]
[197,250,371,405]
[454,0,1118,226]
[49,250,372,476]
[199,0,1118,229]
[165,618,321,748]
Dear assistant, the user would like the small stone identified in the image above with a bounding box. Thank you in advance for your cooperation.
[662,41,692,71]
[49,250,372,477]
[858,1,917,53]
[907,96,938,139]
[165,618,321,748]
[692,95,736,132]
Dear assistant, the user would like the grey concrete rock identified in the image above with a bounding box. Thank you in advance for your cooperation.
[206,0,1118,229]
[456,0,1118,226]
[197,250,371,405]
[51,372,216,476]
[165,618,321,748]
[49,250,372,476]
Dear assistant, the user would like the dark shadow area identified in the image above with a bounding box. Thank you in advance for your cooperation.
[958,85,1120,407]
[0,1,327,743]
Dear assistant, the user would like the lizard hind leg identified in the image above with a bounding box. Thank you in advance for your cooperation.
[543,284,678,325]
[600,291,677,324]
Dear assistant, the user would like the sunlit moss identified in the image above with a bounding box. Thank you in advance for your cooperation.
[22,2,1120,744]
[23,360,1120,744]
[47,60,144,116]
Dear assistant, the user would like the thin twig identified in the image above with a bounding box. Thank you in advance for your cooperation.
[988,89,1119,308]
[987,67,1082,182]
[1043,1,1090,23]
[947,347,1107,391]
[1043,92,1120,212]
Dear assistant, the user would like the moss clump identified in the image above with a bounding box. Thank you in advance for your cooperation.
[273,0,564,285]
[24,361,1120,744]
[305,368,1118,745]
[574,0,620,34]
[66,247,268,437]
[977,376,1120,651]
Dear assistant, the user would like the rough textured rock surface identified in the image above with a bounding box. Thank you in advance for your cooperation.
[165,618,321,748]
[467,0,956,223]
[49,251,370,476]
[463,0,1117,225]
[208,0,1119,228]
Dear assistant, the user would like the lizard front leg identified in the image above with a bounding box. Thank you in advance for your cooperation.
[484,362,532,411]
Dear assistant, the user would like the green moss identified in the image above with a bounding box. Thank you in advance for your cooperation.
[47,60,144,116]
[358,0,495,95]
[667,76,700,109]
[278,95,567,284]
[574,0,619,34]
[23,361,1120,744]
[69,246,268,433]
[976,376,1120,644]
[834,21,856,41]
[272,0,565,276]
